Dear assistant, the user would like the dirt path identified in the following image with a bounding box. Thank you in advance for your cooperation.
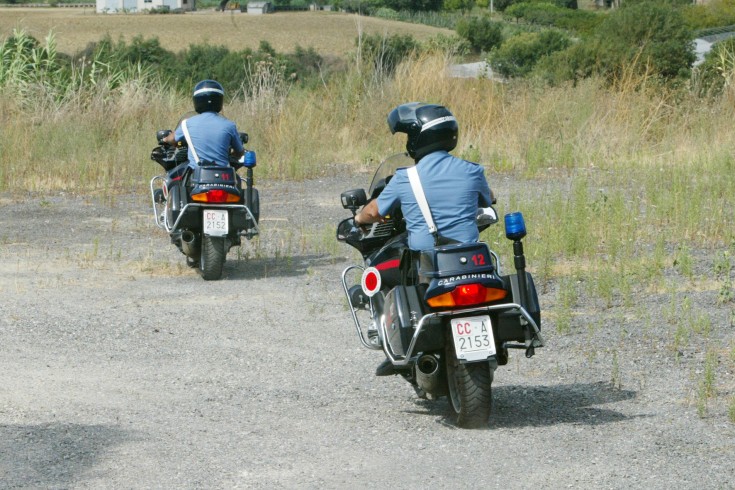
[1,177,733,488]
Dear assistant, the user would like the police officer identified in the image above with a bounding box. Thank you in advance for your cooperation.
[162,79,244,170]
[354,102,494,377]
[355,102,494,251]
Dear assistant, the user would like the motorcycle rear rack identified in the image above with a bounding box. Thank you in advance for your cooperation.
[341,264,545,359]
[150,175,260,236]
[381,304,545,368]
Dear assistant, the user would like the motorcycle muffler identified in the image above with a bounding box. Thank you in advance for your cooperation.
[414,354,447,397]
[180,230,200,258]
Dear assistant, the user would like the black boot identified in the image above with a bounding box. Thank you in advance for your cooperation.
[375,358,397,376]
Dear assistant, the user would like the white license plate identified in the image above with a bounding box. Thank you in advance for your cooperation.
[450,315,496,362]
[203,209,228,236]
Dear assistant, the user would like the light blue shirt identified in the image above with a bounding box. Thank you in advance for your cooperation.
[174,112,244,169]
[377,151,493,251]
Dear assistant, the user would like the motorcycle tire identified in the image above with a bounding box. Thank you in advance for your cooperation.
[200,235,225,280]
[445,329,494,429]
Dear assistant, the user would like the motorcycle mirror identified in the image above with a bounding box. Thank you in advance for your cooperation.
[477,206,499,226]
[340,189,367,214]
[336,217,357,242]
[239,132,249,144]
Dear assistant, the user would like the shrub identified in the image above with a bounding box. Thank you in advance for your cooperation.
[357,33,419,75]
[455,16,503,53]
[443,0,475,12]
[489,29,570,78]
[424,33,471,56]
[534,1,695,85]
[682,0,735,29]
[504,2,602,35]
[593,1,695,81]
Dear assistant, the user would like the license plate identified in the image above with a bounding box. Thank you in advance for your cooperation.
[203,209,228,236]
[450,315,496,362]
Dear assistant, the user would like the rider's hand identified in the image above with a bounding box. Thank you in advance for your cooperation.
[156,129,172,145]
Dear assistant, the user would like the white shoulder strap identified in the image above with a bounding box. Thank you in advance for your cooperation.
[181,119,200,164]
[406,166,437,235]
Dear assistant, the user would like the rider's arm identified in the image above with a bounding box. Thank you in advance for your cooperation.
[230,124,245,159]
[354,200,384,226]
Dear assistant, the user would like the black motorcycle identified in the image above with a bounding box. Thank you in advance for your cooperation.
[149,114,260,280]
[337,153,544,428]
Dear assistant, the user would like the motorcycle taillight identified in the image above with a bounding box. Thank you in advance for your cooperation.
[426,283,507,308]
[191,189,240,203]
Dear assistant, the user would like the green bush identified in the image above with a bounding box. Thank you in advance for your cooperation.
[455,16,503,53]
[443,0,474,12]
[593,1,695,81]
[357,33,419,75]
[534,1,695,85]
[504,2,601,35]
[496,0,576,12]
[489,29,570,78]
[683,0,735,30]
[424,33,471,56]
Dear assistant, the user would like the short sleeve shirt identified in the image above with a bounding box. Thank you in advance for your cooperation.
[174,112,244,169]
[376,151,493,251]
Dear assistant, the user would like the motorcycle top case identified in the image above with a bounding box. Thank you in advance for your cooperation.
[418,242,505,301]
[190,165,241,197]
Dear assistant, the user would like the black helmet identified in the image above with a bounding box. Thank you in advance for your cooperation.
[192,79,224,114]
[387,102,458,161]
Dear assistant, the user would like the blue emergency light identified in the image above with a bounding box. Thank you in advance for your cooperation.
[504,212,526,241]
[243,150,257,168]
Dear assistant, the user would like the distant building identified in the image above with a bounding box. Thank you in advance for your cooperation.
[96,0,195,12]
[246,1,273,14]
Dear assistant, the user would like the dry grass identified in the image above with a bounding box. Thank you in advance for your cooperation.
[0,8,452,57]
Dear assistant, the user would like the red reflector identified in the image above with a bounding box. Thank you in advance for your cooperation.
[364,271,379,291]
[361,267,381,297]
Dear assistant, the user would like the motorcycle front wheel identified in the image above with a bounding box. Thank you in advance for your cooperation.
[446,330,494,428]
[200,235,225,280]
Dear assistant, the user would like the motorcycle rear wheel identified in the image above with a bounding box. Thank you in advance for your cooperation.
[200,235,225,280]
[446,330,494,428]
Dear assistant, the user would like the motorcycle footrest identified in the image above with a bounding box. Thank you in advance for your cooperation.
[240,229,259,239]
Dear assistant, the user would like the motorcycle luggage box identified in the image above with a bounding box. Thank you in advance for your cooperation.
[496,272,541,342]
[418,242,495,280]
[383,285,440,356]
[191,165,237,185]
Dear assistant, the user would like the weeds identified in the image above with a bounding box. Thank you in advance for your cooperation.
[696,349,718,418]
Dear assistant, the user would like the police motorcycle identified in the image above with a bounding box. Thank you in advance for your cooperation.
[337,153,544,428]
[149,112,260,281]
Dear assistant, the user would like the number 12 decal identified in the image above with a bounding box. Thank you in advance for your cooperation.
[471,254,486,266]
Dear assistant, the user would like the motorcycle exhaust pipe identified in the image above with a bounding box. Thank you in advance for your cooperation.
[414,354,446,397]
[180,230,200,258]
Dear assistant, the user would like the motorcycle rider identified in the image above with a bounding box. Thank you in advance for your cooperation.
[161,79,245,178]
[355,102,494,251]
[353,102,494,376]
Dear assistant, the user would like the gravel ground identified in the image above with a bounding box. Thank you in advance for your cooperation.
[1,173,734,489]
